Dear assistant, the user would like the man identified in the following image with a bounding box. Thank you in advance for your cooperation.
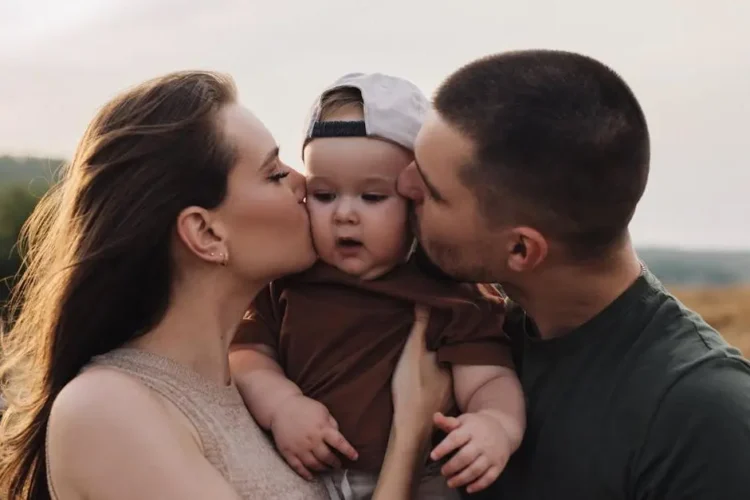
[397,49,750,499]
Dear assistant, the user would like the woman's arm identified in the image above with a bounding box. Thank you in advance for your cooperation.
[372,306,453,500]
[47,368,240,500]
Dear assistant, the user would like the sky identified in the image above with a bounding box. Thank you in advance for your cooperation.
[0,0,748,250]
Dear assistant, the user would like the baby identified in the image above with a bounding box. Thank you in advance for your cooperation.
[232,73,525,499]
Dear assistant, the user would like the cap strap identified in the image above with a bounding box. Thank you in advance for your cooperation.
[310,120,367,138]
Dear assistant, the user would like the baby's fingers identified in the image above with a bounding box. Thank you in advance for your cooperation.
[312,442,342,470]
[322,427,359,462]
[430,426,470,461]
[433,412,461,434]
[301,451,328,473]
[466,465,503,494]
[441,441,481,478]
[446,454,490,489]
[285,454,314,481]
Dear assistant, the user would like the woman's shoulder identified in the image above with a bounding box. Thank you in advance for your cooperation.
[47,367,199,497]
[50,365,173,431]
[50,365,199,449]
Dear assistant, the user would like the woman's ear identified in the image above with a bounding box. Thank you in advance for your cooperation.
[175,206,227,265]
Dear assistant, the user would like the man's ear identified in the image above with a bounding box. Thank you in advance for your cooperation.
[507,226,547,272]
[175,206,227,265]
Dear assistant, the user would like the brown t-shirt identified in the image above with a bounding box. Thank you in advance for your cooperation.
[234,260,511,472]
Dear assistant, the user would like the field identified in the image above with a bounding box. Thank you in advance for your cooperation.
[669,285,750,355]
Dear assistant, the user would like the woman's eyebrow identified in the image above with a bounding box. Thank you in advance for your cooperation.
[259,146,280,172]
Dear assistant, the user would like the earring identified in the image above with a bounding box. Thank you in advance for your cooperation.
[220,252,229,267]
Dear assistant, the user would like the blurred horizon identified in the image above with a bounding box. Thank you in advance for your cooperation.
[2,153,750,254]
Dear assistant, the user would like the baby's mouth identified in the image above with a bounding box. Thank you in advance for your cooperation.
[336,237,363,248]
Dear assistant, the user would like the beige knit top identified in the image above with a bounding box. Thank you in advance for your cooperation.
[47,348,328,500]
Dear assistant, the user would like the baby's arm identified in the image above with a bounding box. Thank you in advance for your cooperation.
[230,345,358,479]
[426,284,525,493]
[455,364,525,450]
[430,365,525,493]
[229,344,301,429]
[230,286,357,479]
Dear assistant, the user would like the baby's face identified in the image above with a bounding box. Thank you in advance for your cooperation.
[304,136,413,280]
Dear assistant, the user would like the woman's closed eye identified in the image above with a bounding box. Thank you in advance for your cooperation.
[268,169,290,183]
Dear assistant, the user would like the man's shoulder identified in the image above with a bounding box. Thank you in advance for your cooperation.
[627,283,750,440]
[621,278,748,396]
[654,347,750,421]
[641,280,744,364]
[631,344,750,497]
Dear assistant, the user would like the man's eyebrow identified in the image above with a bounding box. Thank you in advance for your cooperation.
[414,159,444,201]
[260,146,280,171]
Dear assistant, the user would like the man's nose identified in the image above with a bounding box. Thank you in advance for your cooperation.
[397,163,425,203]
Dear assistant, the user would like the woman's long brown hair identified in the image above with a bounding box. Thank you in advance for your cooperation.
[0,71,237,499]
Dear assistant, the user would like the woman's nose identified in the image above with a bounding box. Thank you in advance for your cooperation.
[288,169,307,203]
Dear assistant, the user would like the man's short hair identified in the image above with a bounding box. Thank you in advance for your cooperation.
[434,50,650,260]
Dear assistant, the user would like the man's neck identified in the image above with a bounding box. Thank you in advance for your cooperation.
[509,243,643,340]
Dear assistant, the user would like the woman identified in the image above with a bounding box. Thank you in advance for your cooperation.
[0,71,450,499]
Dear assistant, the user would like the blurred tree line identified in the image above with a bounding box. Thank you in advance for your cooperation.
[0,156,61,316]
[0,187,40,303]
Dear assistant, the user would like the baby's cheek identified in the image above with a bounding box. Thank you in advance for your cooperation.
[369,205,410,254]
[307,206,332,251]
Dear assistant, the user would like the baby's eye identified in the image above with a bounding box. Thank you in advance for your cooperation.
[362,193,388,203]
[312,192,335,202]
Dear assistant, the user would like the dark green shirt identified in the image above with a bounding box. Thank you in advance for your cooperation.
[472,269,750,499]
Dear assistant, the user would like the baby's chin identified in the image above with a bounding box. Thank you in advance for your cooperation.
[321,255,402,281]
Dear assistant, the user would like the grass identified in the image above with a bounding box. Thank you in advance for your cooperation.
[668,285,750,356]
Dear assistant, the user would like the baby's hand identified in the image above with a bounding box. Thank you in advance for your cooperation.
[430,411,514,494]
[270,394,358,480]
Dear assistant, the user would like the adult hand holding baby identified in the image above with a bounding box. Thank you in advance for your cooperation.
[391,305,453,433]
[372,305,453,500]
